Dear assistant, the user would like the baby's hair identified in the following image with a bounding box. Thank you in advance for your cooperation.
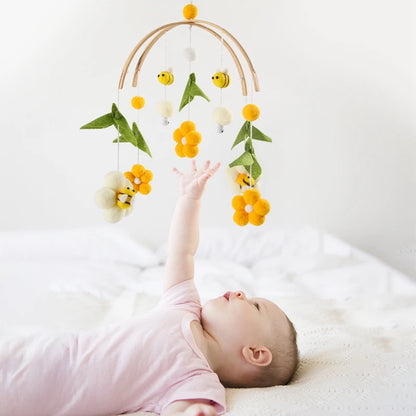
[241,315,299,388]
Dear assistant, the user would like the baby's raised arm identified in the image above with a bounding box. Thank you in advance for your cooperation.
[164,160,220,293]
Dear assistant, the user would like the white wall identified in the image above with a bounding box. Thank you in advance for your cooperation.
[0,0,415,278]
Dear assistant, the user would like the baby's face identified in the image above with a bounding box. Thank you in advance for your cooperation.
[201,291,287,349]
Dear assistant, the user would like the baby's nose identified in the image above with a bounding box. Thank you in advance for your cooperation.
[235,291,246,300]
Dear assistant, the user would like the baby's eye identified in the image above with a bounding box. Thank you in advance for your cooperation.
[254,302,260,310]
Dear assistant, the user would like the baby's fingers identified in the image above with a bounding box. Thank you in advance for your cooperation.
[199,163,220,184]
[202,160,211,172]
[172,167,183,177]
[185,403,218,416]
[209,162,221,175]
[191,159,198,173]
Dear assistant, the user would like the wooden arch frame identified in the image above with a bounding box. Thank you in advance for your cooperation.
[118,19,260,96]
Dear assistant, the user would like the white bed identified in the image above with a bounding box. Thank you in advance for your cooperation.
[1,225,415,415]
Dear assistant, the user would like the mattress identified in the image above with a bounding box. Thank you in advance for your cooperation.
[0,225,415,415]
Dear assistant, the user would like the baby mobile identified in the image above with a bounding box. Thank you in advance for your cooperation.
[81,2,272,226]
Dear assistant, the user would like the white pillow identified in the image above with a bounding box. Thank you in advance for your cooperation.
[158,225,332,266]
[0,227,159,268]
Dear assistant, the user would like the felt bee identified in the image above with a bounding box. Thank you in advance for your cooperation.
[116,187,136,209]
[212,72,230,88]
[157,71,174,85]
[236,173,255,190]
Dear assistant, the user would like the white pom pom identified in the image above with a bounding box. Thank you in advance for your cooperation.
[157,100,174,118]
[213,106,232,126]
[124,207,134,216]
[184,47,196,62]
[104,171,127,191]
[94,187,116,209]
[104,206,125,223]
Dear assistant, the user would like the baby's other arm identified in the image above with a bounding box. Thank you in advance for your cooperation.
[162,400,218,416]
[164,160,220,293]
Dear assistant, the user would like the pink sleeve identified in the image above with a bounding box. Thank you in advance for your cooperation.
[159,280,201,311]
[161,373,226,415]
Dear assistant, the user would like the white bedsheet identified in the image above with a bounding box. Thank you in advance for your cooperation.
[0,225,415,415]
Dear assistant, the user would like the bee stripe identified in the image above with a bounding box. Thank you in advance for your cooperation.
[223,74,230,88]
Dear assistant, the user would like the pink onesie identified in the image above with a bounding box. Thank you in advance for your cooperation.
[0,280,226,415]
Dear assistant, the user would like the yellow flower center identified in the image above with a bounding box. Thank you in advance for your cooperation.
[134,178,141,185]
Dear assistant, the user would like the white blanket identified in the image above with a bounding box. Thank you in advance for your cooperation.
[1,225,415,415]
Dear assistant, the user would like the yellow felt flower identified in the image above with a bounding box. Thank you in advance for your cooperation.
[232,188,270,226]
[124,164,153,195]
[173,121,201,158]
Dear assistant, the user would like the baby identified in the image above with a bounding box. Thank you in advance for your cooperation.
[0,160,298,416]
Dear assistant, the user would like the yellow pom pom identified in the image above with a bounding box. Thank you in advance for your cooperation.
[183,4,198,19]
[233,211,249,226]
[248,212,265,226]
[242,104,260,121]
[232,195,246,211]
[254,199,270,216]
[124,171,135,183]
[131,164,145,177]
[138,183,152,195]
[180,120,196,136]
[175,143,185,157]
[173,128,183,143]
[243,188,261,205]
[185,130,202,145]
[183,144,199,158]
[131,96,145,109]
[141,170,153,183]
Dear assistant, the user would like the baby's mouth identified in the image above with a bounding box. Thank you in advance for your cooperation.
[223,292,231,301]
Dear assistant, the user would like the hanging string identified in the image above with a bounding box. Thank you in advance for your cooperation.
[164,33,168,100]
[188,24,192,120]
[136,85,141,164]
[219,31,224,69]
[250,81,255,187]
[116,88,121,171]
[249,121,253,188]
[219,31,224,105]
[250,83,254,105]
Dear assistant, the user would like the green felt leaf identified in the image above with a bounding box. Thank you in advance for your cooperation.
[113,136,131,144]
[179,73,210,111]
[113,123,152,158]
[245,154,262,180]
[229,151,254,168]
[80,113,114,129]
[111,103,136,144]
[251,125,272,143]
[132,122,152,157]
[244,138,255,153]
[231,121,250,149]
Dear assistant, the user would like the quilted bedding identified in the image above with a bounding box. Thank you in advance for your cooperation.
[0,225,415,415]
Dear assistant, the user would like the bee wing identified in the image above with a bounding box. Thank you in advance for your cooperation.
[118,194,128,203]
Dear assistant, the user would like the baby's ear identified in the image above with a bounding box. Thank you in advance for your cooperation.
[242,345,272,367]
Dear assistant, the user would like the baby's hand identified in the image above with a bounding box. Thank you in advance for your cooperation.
[184,403,218,416]
[173,160,220,200]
